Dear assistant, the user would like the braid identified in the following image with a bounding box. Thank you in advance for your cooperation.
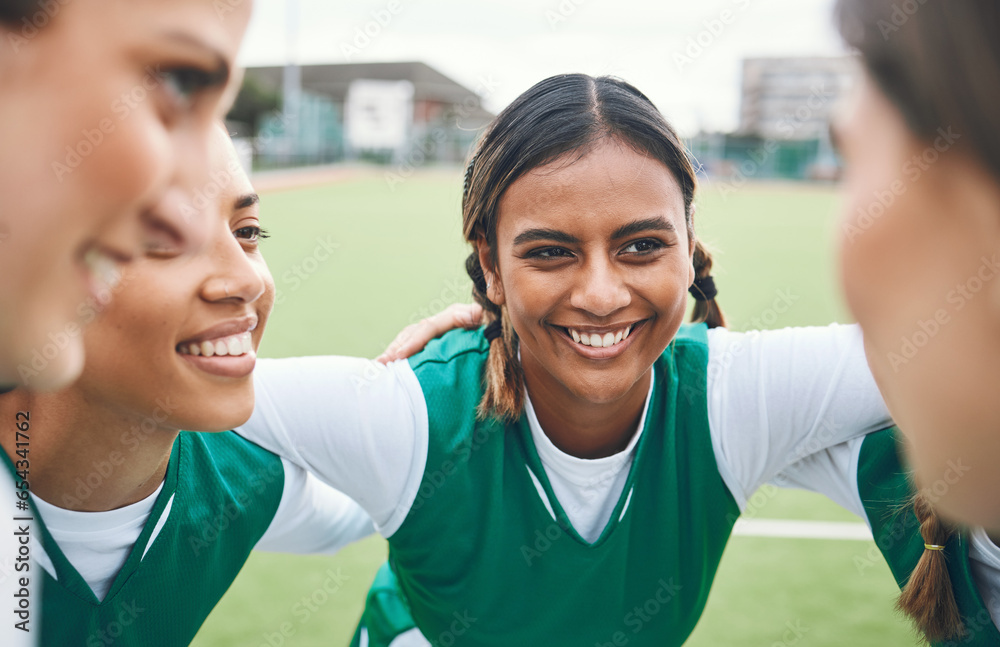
[463,151,524,421]
[896,493,965,642]
[690,239,726,329]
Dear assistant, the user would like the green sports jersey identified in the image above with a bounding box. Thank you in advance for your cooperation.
[14,431,285,647]
[858,429,1000,647]
[374,323,739,647]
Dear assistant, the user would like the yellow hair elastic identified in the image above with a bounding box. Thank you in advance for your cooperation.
[924,544,946,551]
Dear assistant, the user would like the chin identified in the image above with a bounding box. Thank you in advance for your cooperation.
[15,335,86,392]
[179,392,254,433]
[563,371,638,406]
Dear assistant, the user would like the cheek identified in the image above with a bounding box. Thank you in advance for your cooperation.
[83,110,171,218]
[257,262,277,326]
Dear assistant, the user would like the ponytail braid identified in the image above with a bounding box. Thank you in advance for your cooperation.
[895,493,965,642]
[690,239,726,329]
[464,158,524,422]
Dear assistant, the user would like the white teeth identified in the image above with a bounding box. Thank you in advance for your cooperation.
[567,325,634,349]
[83,247,123,291]
[180,332,253,358]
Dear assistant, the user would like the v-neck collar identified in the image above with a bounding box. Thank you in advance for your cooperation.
[516,369,659,549]
[27,436,182,605]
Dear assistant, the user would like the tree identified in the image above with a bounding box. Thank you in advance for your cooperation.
[226,76,281,136]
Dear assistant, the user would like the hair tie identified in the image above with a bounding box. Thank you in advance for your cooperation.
[689,276,718,301]
[484,319,503,343]
[924,544,946,552]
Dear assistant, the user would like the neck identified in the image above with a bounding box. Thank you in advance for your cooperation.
[524,368,651,460]
[0,389,177,512]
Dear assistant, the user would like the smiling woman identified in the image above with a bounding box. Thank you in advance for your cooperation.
[0,126,377,646]
[461,75,725,456]
[0,0,251,392]
[236,73,893,647]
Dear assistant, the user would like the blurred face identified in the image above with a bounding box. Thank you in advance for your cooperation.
[837,74,1000,530]
[483,139,695,408]
[72,126,274,434]
[0,0,253,390]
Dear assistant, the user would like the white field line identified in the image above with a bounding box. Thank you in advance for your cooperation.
[732,518,873,541]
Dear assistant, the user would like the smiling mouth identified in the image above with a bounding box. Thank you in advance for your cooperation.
[176,332,253,358]
[563,322,639,349]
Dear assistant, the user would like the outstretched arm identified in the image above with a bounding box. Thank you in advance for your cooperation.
[707,323,893,510]
[236,355,428,537]
[255,458,376,554]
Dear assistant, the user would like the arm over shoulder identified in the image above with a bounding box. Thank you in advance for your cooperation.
[236,356,428,535]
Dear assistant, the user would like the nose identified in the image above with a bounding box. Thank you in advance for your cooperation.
[92,208,144,261]
[150,128,218,257]
[569,255,631,318]
[201,228,267,305]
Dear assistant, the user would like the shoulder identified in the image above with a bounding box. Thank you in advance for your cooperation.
[657,322,710,366]
[407,328,490,415]
[180,431,285,491]
[408,327,490,372]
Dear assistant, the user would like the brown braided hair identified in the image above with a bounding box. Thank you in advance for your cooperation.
[895,493,965,642]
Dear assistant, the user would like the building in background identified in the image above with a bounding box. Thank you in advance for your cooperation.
[233,61,493,170]
[689,56,859,182]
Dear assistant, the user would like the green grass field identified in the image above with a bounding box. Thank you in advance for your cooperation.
[191,170,922,646]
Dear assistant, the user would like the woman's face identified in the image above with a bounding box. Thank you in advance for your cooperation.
[0,0,252,390]
[837,74,1000,530]
[72,126,275,434]
[485,139,695,408]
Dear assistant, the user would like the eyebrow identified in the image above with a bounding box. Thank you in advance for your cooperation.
[234,193,259,210]
[512,228,581,246]
[161,32,231,86]
[512,216,676,247]
[610,217,675,240]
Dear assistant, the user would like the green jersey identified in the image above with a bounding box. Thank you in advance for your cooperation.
[21,432,285,646]
[380,324,739,646]
[858,429,1000,647]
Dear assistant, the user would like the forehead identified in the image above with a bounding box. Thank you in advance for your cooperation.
[497,139,686,235]
[208,127,254,203]
[91,0,251,53]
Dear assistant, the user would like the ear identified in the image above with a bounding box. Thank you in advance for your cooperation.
[476,238,505,306]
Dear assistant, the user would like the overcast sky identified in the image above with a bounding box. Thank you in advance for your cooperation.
[238,0,848,135]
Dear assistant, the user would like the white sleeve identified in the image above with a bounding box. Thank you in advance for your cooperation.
[706,324,892,510]
[255,458,376,554]
[236,356,429,537]
[770,437,869,521]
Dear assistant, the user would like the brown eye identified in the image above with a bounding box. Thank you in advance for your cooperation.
[234,226,269,243]
[157,65,227,111]
[622,239,665,255]
[529,247,573,259]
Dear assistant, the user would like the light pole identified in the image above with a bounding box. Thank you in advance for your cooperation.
[282,0,301,164]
